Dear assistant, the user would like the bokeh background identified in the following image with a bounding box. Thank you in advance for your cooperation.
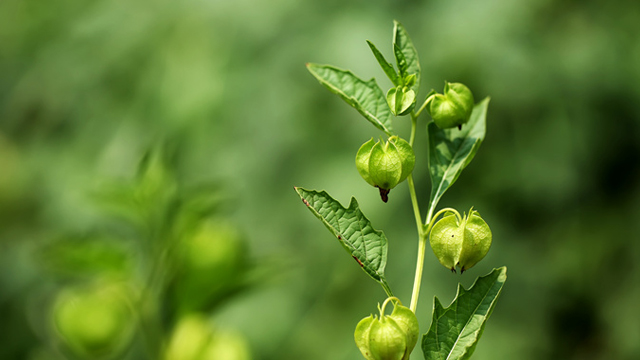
[1,0,640,359]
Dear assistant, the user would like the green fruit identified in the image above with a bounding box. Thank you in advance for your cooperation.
[427,82,474,129]
[164,316,212,360]
[429,208,492,273]
[164,315,251,360]
[52,283,134,359]
[354,297,418,360]
[174,221,246,313]
[355,136,415,202]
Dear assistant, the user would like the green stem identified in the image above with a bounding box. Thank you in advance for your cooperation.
[409,206,460,312]
[380,296,400,316]
[407,176,422,238]
[407,175,424,313]
[381,279,394,298]
[406,114,425,313]
[409,231,427,312]
[409,113,417,146]
[425,200,438,227]
[415,94,436,118]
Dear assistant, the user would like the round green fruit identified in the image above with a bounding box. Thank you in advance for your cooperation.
[354,297,418,360]
[428,82,474,130]
[429,208,492,273]
[355,136,415,202]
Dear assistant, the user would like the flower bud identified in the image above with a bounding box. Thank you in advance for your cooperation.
[355,136,415,202]
[354,297,418,360]
[427,82,474,130]
[429,208,492,273]
[386,86,415,116]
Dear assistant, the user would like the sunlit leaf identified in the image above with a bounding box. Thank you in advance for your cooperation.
[306,63,394,135]
[295,187,393,295]
[427,98,489,214]
[367,40,399,86]
[393,20,420,94]
[422,267,507,360]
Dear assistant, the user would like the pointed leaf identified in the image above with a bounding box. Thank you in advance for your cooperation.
[307,63,394,135]
[427,98,489,213]
[422,267,507,360]
[367,40,399,86]
[295,187,392,294]
[393,20,420,93]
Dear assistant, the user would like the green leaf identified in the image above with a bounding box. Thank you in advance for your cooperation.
[422,267,507,360]
[295,187,393,295]
[367,40,399,86]
[427,98,489,215]
[393,20,420,94]
[307,63,394,135]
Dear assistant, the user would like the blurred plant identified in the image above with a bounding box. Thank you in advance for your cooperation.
[297,21,506,360]
[29,146,253,360]
[164,314,250,360]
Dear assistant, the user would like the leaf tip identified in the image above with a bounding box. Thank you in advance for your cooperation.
[496,266,507,281]
[433,296,445,313]
[457,282,468,296]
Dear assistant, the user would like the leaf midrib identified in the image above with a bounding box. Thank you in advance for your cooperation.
[311,66,391,134]
[431,136,479,206]
[443,281,497,360]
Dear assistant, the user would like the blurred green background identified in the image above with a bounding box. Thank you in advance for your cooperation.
[1,0,640,359]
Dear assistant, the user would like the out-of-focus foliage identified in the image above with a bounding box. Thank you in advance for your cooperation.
[1,0,639,359]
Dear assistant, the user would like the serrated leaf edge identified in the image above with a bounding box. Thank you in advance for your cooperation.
[306,63,394,135]
[425,267,507,360]
[294,187,388,282]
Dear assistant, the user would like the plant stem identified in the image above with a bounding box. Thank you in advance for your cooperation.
[407,113,425,313]
[409,113,417,146]
[381,279,395,298]
[409,206,458,312]
[415,94,435,118]
[407,174,424,313]
[407,176,423,236]
[406,110,455,312]
[409,230,427,312]
[425,201,438,227]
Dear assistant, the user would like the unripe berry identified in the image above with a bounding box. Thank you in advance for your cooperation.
[355,136,415,202]
[354,298,418,360]
[429,208,492,273]
[427,82,474,130]
[52,282,135,359]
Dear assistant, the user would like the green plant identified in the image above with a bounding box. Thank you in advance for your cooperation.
[297,21,506,360]
[32,146,252,360]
